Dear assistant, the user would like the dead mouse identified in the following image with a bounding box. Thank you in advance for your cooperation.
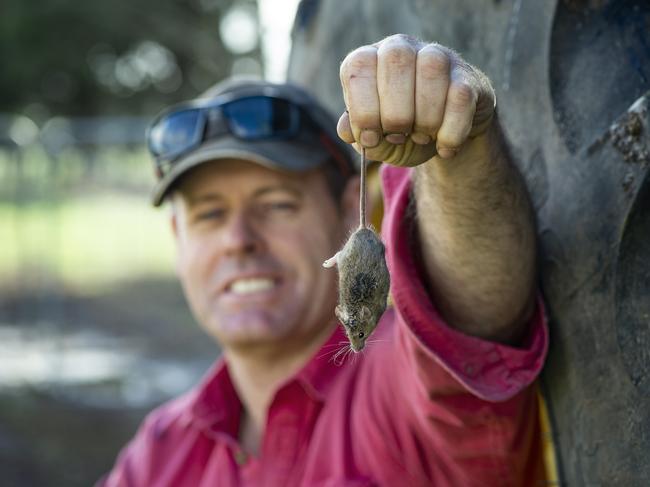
[323,149,390,352]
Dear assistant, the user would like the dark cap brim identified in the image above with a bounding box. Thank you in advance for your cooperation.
[151,135,331,206]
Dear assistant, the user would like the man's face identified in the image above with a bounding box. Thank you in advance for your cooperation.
[172,159,355,352]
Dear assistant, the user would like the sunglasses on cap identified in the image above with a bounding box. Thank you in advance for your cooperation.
[147,91,352,178]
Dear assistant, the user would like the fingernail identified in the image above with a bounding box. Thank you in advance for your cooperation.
[360,129,380,147]
[385,133,407,144]
[411,132,431,145]
[437,147,458,159]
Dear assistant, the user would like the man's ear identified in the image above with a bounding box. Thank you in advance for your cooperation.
[169,203,184,278]
[341,175,361,230]
[169,196,184,241]
[171,211,179,239]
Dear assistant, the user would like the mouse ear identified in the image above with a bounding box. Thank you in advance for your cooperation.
[360,305,371,321]
[335,305,345,322]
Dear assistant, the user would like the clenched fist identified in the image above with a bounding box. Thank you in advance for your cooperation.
[338,34,496,167]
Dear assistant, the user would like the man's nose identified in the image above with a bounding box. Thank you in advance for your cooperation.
[221,211,263,256]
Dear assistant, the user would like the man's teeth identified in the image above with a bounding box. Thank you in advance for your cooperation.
[230,278,275,294]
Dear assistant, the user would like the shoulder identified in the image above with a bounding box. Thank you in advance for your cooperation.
[141,391,194,438]
[98,394,187,486]
[98,390,200,486]
[133,359,228,443]
[124,390,197,460]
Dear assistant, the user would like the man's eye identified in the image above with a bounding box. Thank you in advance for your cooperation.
[195,209,226,221]
[263,201,298,213]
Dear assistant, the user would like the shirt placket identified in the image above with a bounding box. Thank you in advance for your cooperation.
[260,381,317,487]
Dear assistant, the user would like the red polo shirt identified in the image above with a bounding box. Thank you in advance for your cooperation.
[100,165,548,486]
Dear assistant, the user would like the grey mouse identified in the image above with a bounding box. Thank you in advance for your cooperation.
[323,149,390,352]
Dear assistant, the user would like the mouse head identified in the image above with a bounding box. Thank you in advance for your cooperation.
[335,304,376,352]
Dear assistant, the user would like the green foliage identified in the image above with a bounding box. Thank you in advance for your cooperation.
[0,193,175,289]
[0,0,262,118]
[0,147,175,290]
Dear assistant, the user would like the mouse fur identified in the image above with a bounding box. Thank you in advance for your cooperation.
[323,226,390,352]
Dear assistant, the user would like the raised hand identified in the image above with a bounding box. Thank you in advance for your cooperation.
[338,34,496,167]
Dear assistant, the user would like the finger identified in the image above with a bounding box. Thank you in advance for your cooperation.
[436,66,477,159]
[412,44,451,145]
[340,46,381,147]
[470,67,496,137]
[377,37,417,142]
[337,111,354,144]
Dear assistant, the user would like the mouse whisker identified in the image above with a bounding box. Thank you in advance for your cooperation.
[346,347,358,364]
[320,341,352,351]
[339,349,351,366]
[332,351,345,366]
[351,349,360,365]
[318,343,349,360]
[330,344,351,366]
[338,345,354,366]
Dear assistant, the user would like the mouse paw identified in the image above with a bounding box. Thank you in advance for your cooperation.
[322,252,340,268]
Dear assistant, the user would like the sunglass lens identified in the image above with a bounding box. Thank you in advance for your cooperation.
[223,97,297,139]
[150,109,202,158]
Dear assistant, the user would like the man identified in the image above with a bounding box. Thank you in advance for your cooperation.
[101,35,548,486]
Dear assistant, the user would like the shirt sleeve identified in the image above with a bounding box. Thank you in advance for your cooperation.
[96,395,194,487]
[380,164,549,402]
[95,412,158,487]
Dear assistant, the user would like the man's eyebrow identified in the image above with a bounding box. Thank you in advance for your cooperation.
[252,184,303,199]
[185,184,302,205]
[185,193,226,206]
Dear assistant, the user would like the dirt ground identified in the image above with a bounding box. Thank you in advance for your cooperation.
[0,277,218,487]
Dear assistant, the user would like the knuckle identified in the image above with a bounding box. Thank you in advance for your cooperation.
[437,131,463,149]
[381,33,420,49]
[352,109,379,127]
[414,119,441,135]
[417,48,451,79]
[447,81,476,112]
[340,46,377,82]
[385,33,412,43]
[378,43,417,68]
[382,113,412,132]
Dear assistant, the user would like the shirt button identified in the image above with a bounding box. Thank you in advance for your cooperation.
[487,351,501,364]
[234,450,248,465]
[464,363,478,377]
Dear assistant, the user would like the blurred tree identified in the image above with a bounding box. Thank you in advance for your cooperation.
[0,0,262,119]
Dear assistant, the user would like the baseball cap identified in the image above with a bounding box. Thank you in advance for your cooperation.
[147,77,356,206]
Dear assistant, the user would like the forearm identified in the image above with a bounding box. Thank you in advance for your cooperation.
[337,35,538,342]
[413,118,537,344]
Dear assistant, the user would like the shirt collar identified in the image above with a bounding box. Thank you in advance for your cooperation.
[183,358,241,435]
[183,325,350,433]
[293,325,349,402]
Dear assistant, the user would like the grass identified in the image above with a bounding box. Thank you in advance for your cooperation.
[0,147,176,291]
